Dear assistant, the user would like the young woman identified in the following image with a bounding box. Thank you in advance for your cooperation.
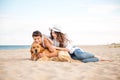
[49,26,110,63]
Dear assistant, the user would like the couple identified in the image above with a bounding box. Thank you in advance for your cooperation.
[32,26,108,63]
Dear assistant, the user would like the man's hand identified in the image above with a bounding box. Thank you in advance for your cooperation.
[38,53,43,58]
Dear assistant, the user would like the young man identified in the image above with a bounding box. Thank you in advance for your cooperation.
[31,30,58,59]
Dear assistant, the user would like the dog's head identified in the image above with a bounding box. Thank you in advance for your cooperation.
[30,42,50,61]
[30,43,42,61]
[31,43,41,54]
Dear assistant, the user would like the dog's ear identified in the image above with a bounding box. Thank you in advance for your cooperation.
[30,48,34,61]
[30,48,33,54]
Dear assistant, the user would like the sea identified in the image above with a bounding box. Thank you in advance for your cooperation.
[0,45,31,50]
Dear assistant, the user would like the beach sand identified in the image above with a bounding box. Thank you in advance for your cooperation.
[0,45,120,80]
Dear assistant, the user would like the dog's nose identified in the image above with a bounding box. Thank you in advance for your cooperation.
[35,49,37,53]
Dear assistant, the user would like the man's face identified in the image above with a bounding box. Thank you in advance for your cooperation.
[33,36,42,44]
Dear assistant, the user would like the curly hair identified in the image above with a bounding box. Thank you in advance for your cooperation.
[50,30,69,47]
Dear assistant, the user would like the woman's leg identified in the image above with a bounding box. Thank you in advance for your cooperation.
[95,55,112,62]
[81,57,99,63]
[73,49,95,60]
[70,54,78,60]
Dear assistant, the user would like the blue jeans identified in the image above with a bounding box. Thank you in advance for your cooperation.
[70,49,99,63]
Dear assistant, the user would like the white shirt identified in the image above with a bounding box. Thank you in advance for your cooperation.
[66,43,84,54]
[52,38,84,54]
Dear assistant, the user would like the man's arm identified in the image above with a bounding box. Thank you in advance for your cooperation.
[41,38,58,58]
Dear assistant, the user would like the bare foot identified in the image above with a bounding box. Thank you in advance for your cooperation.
[100,59,113,62]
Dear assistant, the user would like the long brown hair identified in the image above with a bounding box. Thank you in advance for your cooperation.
[50,30,69,47]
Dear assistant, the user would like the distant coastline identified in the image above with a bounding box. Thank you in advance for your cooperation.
[0,45,31,50]
[0,43,120,50]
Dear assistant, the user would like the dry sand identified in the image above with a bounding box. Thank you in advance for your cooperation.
[0,45,120,80]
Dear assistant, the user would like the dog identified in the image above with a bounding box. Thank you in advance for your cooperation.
[30,43,41,61]
[30,42,76,62]
[57,51,74,62]
[30,42,58,61]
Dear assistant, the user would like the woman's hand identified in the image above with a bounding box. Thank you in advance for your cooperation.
[64,48,70,52]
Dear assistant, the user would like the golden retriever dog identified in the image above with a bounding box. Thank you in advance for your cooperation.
[30,43,41,61]
[58,51,74,62]
[30,42,58,61]
[30,42,76,62]
[49,51,74,62]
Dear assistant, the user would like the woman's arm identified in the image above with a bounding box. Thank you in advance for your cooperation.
[53,46,70,52]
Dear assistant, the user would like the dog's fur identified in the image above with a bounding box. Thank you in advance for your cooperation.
[30,43,41,61]
[30,42,76,62]
[58,51,74,62]
[30,42,56,61]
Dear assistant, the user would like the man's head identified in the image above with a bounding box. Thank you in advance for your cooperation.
[32,30,42,44]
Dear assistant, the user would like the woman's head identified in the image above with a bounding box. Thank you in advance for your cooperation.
[50,27,69,47]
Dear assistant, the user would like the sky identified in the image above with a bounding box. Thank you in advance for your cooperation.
[0,0,120,45]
